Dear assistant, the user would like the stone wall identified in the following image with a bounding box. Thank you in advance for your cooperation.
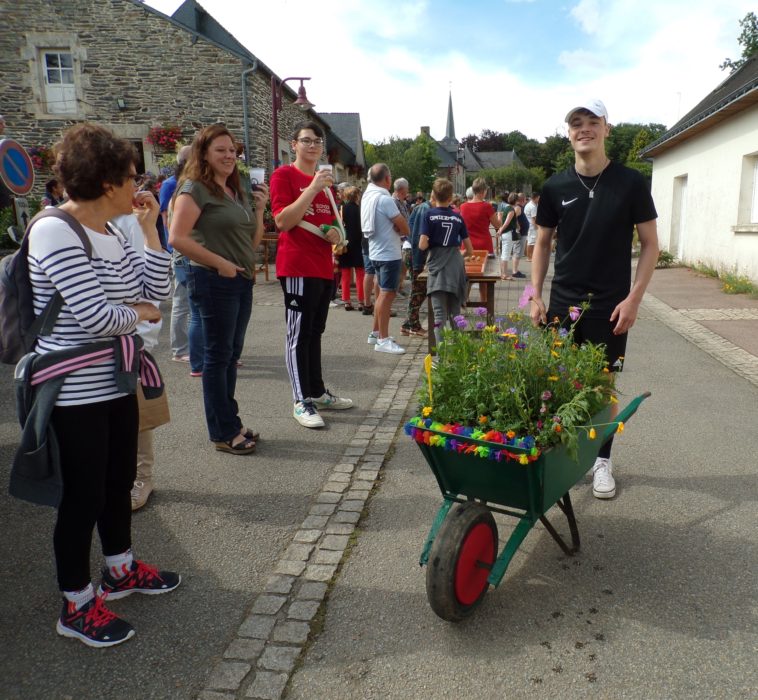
[0,0,324,197]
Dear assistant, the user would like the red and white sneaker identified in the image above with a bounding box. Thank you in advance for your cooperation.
[98,560,181,600]
[56,593,134,648]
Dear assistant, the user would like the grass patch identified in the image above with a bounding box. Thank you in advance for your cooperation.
[689,262,758,297]
[655,250,677,269]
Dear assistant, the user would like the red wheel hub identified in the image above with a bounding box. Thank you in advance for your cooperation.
[454,522,495,605]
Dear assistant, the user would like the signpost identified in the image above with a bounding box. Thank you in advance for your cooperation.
[0,138,35,196]
[13,197,30,230]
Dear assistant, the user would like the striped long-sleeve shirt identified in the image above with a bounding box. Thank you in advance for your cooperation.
[27,216,171,406]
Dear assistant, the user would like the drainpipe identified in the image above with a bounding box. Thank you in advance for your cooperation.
[241,60,258,166]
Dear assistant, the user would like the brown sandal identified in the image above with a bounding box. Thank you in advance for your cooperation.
[214,436,256,455]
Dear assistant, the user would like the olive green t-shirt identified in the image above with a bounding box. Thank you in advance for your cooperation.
[178,179,257,279]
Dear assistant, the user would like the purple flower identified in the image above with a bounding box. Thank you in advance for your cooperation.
[539,404,547,414]
[475,321,486,330]
[454,316,468,330]
[505,327,518,335]
[474,307,487,317]
[558,328,569,338]
[541,390,552,401]
[569,306,581,321]
[495,316,505,325]
[519,284,536,309]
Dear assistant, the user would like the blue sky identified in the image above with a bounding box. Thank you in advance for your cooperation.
[145,0,755,143]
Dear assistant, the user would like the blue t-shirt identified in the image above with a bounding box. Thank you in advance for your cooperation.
[421,206,469,248]
[158,175,178,252]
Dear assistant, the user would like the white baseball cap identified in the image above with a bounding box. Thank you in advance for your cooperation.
[565,99,608,122]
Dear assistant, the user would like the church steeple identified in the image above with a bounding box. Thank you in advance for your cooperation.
[445,90,456,141]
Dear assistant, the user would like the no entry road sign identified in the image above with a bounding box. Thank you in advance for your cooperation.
[0,139,35,196]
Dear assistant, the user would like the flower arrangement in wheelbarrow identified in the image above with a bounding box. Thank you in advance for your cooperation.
[405,288,620,463]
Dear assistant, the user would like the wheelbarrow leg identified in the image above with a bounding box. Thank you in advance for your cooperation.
[539,492,580,556]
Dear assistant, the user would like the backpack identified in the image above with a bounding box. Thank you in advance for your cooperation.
[0,208,92,364]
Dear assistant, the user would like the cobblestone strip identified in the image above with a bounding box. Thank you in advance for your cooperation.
[197,339,426,700]
[643,293,758,387]
[680,308,758,321]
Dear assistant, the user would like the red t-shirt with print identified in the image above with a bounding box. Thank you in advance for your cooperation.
[459,200,495,253]
[270,164,335,280]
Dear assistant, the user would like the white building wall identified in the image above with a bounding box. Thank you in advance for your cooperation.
[649,106,758,282]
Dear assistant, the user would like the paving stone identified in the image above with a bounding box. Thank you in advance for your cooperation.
[343,447,365,457]
[245,671,289,700]
[332,462,356,473]
[272,620,310,644]
[287,599,321,621]
[357,468,380,481]
[349,438,370,447]
[282,543,314,561]
[309,503,336,516]
[206,661,251,691]
[304,564,337,582]
[325,522,355,536]
[332,510,360,524]
[296,581,328,601]
[224,638,265,660]
[239,614,276,640]
[293,529,322,543]
[321,534,350,551]
[258,645,301,673]
[314,548,343,565]
[323,481,348,493]
[341,500,366,513]
[252,595,286,616]
[329,472,351,483]
[198,692,235,700]
[301,515,329,529]
[263,575,295,595]
[345,489,371,501]
[273,560,306,577]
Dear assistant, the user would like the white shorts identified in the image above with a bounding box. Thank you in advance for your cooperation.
[500,235,522,260]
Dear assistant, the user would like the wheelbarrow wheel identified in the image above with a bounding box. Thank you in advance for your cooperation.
[426,501,497,622]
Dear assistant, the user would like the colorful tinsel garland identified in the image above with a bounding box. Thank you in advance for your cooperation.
[404,416,541,465]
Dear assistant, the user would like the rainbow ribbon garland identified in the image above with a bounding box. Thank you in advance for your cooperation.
[404,416,541,465]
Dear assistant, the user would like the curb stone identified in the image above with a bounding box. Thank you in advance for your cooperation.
[198,337,425,699]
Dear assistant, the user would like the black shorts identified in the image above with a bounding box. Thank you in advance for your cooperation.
[549,311,627,372]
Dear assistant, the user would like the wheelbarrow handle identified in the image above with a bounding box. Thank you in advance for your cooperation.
[600,391,652,443]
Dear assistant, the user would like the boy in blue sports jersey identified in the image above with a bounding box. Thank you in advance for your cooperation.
[419,178,474,347]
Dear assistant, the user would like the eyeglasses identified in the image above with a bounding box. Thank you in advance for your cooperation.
[128,174,144,186]
[296,138,324,147]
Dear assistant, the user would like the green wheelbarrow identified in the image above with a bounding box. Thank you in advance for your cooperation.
[411,392,650,622]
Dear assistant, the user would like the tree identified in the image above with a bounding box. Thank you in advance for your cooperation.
[539,133,571,176]
[720,11,758,72]
[364,134,440,194]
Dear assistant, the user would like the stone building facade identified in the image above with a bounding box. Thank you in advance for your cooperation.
[0,0,353,199]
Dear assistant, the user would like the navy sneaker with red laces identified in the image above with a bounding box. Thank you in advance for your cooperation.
[98,560,181,600]
[56,594,135,648]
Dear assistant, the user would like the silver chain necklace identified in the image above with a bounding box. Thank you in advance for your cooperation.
[575,160,609,199]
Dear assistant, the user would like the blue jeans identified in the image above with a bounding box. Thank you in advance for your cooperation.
[373,258,401,291]
[188,266,253,442]
[173,258,203,371]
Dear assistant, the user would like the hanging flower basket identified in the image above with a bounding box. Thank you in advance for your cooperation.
[27,145,55,171]
[146,124,183,152]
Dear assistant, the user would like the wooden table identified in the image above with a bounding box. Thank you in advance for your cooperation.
[257,232,279,281]
[418,255,500,354]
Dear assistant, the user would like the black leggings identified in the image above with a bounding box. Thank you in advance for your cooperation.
[51,394,138,591]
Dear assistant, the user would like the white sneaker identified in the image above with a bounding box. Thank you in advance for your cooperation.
[592,457,616,499]
[311,389,353,410]
[375,337,406,354]
[293,400,325,428]
[367,331,379,345]
[130,479,153,511]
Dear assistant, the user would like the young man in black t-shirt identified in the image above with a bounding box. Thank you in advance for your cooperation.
[531,98,659,500]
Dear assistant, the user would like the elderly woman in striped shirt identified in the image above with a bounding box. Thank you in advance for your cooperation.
[26,123,180,648]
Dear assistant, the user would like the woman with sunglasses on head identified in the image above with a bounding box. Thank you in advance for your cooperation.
[169,124,268,455]
[269,121,354,429]
[25,123,178,647]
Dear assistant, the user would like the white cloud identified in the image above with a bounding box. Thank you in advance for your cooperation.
[145,0,755,143]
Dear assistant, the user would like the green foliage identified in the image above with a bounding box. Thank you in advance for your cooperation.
[0,207,17,249]
[721,271,758,295]
[720,11,758,72]
[656,250,677,269]
[476,164,542,193]
[418,306,615,459]
[364,134,440,194]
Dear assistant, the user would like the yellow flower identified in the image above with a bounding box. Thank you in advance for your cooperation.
[553,341,563,347]
[479,415,488,424]
[551,350,559,358]
[603,367,610,373]
[506,430,516,439]
[548,375,559,381]
[484,325,498,332]
[519,454,529,465]
[609,395,618,404]
[422,406,432,417]
[589,428,596,439]
[616,421,625,434]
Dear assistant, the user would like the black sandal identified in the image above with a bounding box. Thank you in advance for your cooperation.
[344,303,355,311]
[214,436,256,455]
[242,427,260,442]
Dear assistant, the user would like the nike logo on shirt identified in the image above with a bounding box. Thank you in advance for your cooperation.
[562,197,578,206]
